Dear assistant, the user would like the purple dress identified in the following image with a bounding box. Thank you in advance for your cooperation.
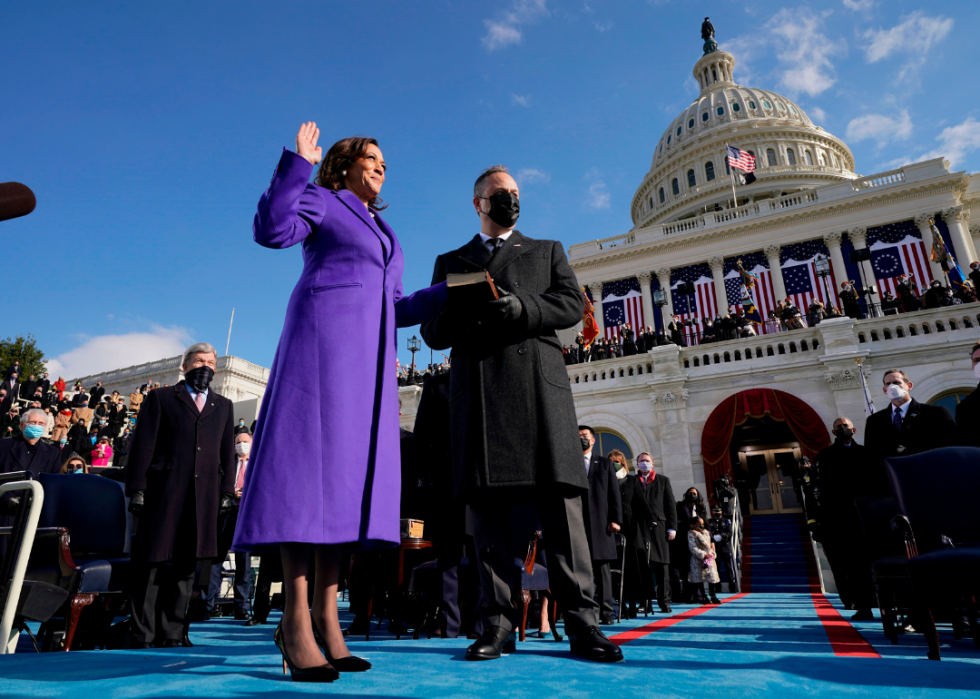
[233,149,447,550]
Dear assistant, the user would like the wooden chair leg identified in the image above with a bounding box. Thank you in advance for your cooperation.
[63,594,96,652]
[549,598,563,642]
[519,591,530,642]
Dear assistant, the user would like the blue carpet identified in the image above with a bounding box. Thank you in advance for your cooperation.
[2,593,979,698]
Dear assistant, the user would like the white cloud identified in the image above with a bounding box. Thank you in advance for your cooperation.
[765,8,845,97]
[843,0,874,11]
[808,105,827,123]
[512,93,531,107]
[863,12,953,81]
[482,0,549,51]
[845,110,913,146]
[593,20,613,33]
[516,168,550,185]
[917,117,980,168]
[45,326,193,380]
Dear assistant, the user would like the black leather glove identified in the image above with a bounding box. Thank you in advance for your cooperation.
[3,495,21,515]
[484,289,524,325]
[128,490,145,514]
[219,493,236,514]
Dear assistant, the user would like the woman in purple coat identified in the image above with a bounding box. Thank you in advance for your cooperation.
[233,123,446,681]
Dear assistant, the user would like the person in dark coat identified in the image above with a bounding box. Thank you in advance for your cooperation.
[1,374,19,409]
[621,453,677,613]
[579,426,623,624]
[19,375,38,401]
[420,164,621,663]
[815,417,886,621]
[969,262,980,291]
[895,274,920,312]
[621,324,637,356]
[671,487,708,603]
[955,342,980,447]
[840,282,862,319]
[233,418,250,436]
[708,504,737,593]
[864,368,956,466]
[880,291,901,315]
[125,343,237,649]
[88,381,106,406]
[0,408,63,559]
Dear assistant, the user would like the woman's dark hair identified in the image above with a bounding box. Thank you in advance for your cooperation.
[315,136,387,211]
[688,515,702,528]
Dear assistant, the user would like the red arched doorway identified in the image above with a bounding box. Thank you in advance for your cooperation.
[701,389,830,502]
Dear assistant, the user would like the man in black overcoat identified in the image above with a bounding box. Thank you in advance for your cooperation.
[125,343,236,648]
[956,342,980,447]
[815,417,885,621]
[88,381,105,406]
[0,408,63,559]
[667,316,685,346]
[621,453,677,613]
[421,165,622,663]
[864,368,956,466]
[579,426,623,624]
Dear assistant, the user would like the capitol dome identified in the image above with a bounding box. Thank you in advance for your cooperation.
[631,44,858,228]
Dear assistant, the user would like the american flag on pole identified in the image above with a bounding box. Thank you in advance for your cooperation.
[780,239,840,312]
[868,220,935,297]
[727,145,756,172]
[601,277,645,339]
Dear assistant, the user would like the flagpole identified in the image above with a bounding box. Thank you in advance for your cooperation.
[726,144,738,209]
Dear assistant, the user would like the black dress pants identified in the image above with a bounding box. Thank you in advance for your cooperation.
[466,487,599,634]
[593,560,615,617]
[130,557,211,643]
[252,553,284,622]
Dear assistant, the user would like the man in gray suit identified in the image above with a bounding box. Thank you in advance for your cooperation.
[421,165,622,663]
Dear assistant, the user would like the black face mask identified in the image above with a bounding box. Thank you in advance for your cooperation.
[184,366,214,393]
[834,427,852,442]
[685,491,699,503]
[484,192,520,228]
[580,436,592,452]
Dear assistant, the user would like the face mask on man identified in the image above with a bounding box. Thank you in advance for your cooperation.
[59,437,67,444]
[973,363,980,381]
[235,442,251,456]
[184,365,215,392]
[834,426,852,442]
[483,191,520,228]
[636,460,653,473]
[580,436,592,452]
[23,425,45,440]
[886,384,908,401]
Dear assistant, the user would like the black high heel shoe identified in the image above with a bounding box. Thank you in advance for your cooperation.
[274,621,339,683]
[311,613,372,672]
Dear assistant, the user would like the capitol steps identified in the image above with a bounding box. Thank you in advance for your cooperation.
[741,513,820,594]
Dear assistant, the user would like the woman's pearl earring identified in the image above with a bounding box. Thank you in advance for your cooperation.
[341,170,347,177]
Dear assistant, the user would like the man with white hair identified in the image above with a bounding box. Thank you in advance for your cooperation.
[0,408,63,556]
[126,342,237,649]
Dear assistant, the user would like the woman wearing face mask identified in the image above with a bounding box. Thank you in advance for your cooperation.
[61,453,88,474]
[687,516,721,605]
[672,487,708,602]
[232,123,448,681]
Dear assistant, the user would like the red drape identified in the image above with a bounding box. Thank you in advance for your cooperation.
[701,389,831,499]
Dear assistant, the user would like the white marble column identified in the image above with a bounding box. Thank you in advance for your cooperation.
[970,223,980,260]
[656,268,673,324]
[822,232,849,293]
[588,281,605,336]
[708,257,728,315]
[942,206,978,268]
[914,213,948,282]
[847,227,878,294]
[765,244,787,301]
[637,271,656,331]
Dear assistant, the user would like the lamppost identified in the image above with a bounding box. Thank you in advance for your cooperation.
[407,335,421,382]
[813,254,831,304]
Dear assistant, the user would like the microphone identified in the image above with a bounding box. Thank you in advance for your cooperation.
[0,182,36,222]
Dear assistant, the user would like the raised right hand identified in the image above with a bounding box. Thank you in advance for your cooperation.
[295,121,322,166]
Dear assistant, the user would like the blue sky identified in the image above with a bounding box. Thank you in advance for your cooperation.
[2,0,978,378]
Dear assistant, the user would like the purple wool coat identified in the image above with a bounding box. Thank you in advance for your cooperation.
[233,149,447,550]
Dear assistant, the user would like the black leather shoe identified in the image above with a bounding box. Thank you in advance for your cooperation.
[130,640,153,650]
[465,626,516,661]
[659,602,672,614]
[342,617,371,637]
[234,609,250,621]
[244,617,266,626]
[599,614,616,625]
[161,639,182,648]
[180,632,194,647]
[851,610,874,622]
[568,626,623,663]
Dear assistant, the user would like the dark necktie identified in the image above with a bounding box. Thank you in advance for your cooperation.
[892,407,903,434]
[489,238,503,257]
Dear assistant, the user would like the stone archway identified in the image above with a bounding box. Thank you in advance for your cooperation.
[700,388,831,495]
[906,367,976,406]
[574,408,651,458]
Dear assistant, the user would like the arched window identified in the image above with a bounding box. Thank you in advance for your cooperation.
[689,118,695,129]
[672,178,679,195]
[593,429,634,466]
[732,102,741,112]
[702,112,709,122]
[725,158,730,175]
[659,187,665,203]
[717,106,725,116]
[787,148,796,165]
[930,389,975,415]
[677,126,682,137]
[687,169,696,188]
[748,100,757,109]
[667,135,671,145]
[705,162,715,181]
[804,150,813,166]
[766,149,777,167]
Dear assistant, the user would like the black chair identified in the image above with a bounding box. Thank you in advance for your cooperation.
[27,473,131,651]
[886,447,980,660]
[854,497,913,644]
